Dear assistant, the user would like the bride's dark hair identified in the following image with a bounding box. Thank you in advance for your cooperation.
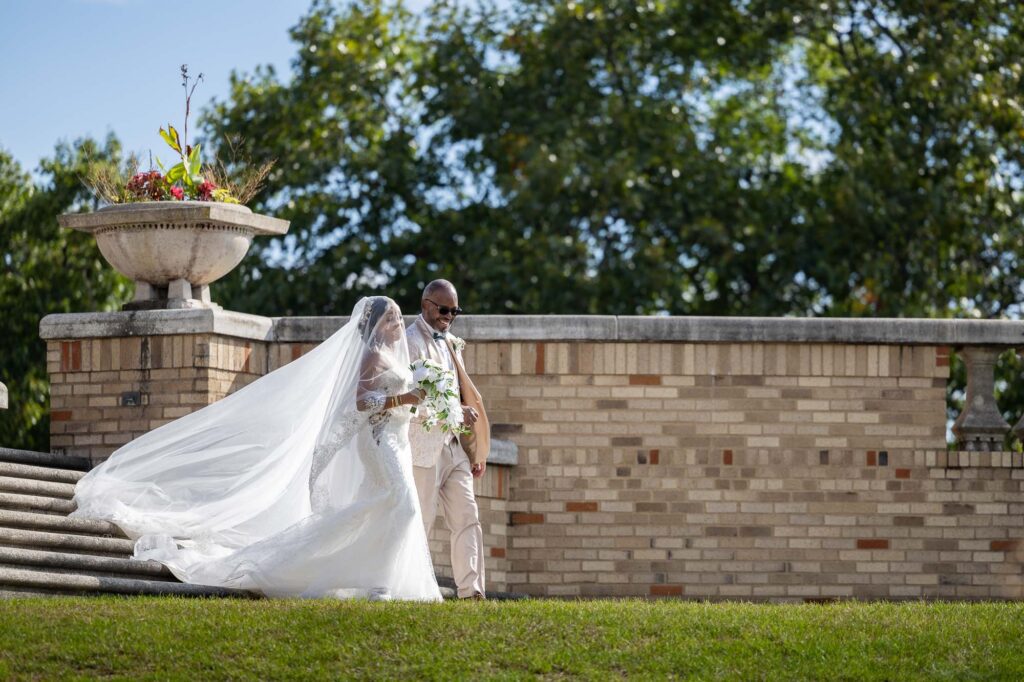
[357,296,393,347]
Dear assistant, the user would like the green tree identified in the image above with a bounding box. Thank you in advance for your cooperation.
[205,0,1022,321]
[800,1,1024,318]
[206,0,439,316]
[0,139,131,451]
[207,0,830,316]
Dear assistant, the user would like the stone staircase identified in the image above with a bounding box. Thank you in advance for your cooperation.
[0,447,513,600]
[0,447,254,598]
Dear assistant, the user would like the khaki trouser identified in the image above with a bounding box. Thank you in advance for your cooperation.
[413,440,486,598]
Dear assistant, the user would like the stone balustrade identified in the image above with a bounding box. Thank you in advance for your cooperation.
[39,309,1024,600]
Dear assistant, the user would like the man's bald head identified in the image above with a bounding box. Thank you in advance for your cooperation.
[422,279,457,301]
[420,280,459,333]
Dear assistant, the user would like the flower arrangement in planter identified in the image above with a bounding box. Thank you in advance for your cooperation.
[86,65,273,206]
[60,65,288,311]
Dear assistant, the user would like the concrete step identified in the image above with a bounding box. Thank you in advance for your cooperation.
[0,587,75,598]
[0,557,175,577]
[0,547,173,580]
[0,565,258,598]
[0,492,77,516]
[0,447,90,471]
[0,476,76,500]
[0,527,134,557]
[0,461,85,485]
[0,510,125,538]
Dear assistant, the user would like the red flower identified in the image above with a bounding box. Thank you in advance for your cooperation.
[126,170,168,201]
[197,180,217,201]
[170,186,185,200]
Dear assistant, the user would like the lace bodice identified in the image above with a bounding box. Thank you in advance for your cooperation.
[309,365,413,512]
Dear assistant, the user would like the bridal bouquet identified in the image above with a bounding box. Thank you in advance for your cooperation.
[410,359,469,435]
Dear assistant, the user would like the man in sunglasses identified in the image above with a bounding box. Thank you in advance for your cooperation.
[407,279,489,599]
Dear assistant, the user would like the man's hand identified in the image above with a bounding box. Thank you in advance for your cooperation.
[471,461,486,478]
[462,405,479,425]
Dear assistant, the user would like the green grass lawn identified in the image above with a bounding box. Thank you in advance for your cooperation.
[0,598,1021,680]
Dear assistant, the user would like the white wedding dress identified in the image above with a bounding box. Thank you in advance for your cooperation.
[70,297,442,601]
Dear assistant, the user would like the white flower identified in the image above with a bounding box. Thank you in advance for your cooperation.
[410,359,469,435]
[412,358,441,384]
[450,335,466,354]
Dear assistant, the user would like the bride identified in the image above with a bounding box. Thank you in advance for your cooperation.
[70,296,443,601]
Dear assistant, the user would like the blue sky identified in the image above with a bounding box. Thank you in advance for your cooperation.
[0,0,425,175]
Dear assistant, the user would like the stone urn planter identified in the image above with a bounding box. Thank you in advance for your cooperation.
[59,202,289,310]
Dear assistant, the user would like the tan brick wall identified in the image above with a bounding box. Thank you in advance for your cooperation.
[48,334,1024,600]
[466,341,1022,601]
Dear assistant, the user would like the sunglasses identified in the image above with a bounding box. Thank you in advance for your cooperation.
[425,299,463,317]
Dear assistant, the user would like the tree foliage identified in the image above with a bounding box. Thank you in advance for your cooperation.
[205,0,1023,321]
[0,139,131,451]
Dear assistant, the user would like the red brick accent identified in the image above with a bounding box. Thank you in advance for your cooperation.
[936,347,950,367]
[628,375,661,385]
[856,539,889,550]
[566,502,598,512]
[866,451,877,466]
[50,410,73,422]
[649,449,660,465]
[991,540,1019,552]
[490,547,506,558]
[650,585,683,596]
[723,449,733,465]
[60,341,81,372]
[535,343,545,374]
[511,513,544,525]
[895,468,911,479]
[291,345,303,361]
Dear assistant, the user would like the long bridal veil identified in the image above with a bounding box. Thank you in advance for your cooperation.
[71,296,440,600]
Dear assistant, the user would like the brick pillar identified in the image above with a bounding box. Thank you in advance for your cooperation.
[41,310,272,465]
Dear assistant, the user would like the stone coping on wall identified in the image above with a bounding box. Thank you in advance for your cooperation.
[40,309,275,341]
[40,308,1024,346]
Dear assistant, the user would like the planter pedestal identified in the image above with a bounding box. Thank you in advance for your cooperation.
[129,280,214,310]
[59,203,289,310]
